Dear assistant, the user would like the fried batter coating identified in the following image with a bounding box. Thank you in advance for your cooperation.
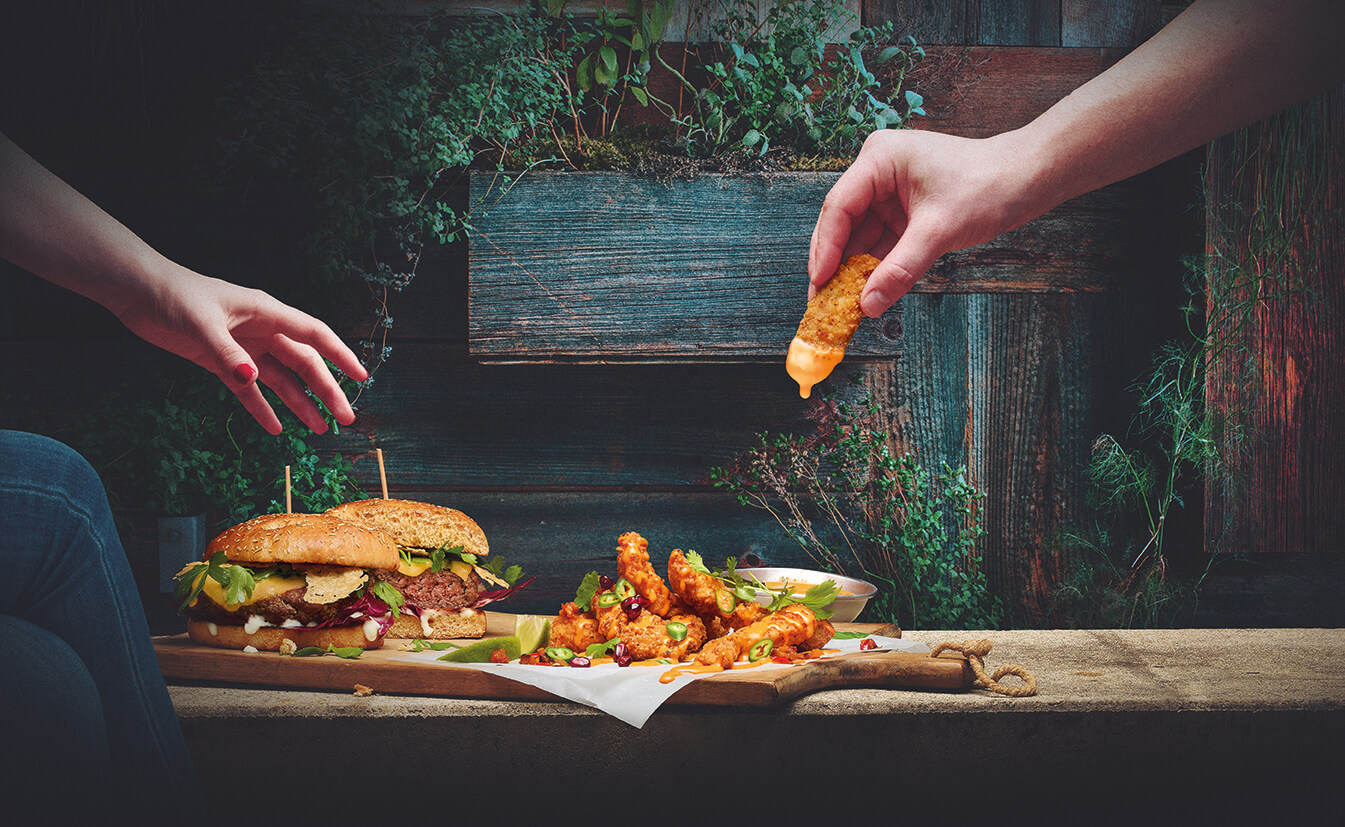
[786,253,881,398]
[620,610,707,661]
[592,586,628,641]
[666,549,731,616]
[798,618,835,652]
[548,602,605,654]
[616,531,681,617]
[694,603,820,669]
[667,548,769,633]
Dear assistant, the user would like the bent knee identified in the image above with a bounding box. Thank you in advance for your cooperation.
[0,430,105,499]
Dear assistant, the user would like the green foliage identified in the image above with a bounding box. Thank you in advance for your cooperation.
[711,394,1001,631]
[211,10,574,379]
[656,0,923,159]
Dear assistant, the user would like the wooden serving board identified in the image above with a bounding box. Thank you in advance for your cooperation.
[154,613,975,708]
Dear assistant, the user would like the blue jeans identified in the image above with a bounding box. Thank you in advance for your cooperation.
[0,431,197,811]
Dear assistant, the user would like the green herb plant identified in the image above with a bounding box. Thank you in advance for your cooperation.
[655,0,923,160]
[711,393,1000,631]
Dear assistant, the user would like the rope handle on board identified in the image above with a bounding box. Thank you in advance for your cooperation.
[930,639,1038,697]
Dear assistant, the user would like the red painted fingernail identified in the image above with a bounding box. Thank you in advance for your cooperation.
[232,363,257,384]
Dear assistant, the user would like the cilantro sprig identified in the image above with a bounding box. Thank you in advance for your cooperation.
[398,542,524,587]
[173,552,297,612]
[174,551,255,611]
[573,571,602,610]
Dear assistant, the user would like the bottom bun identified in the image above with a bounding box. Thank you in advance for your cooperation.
[187,618,385,651]
[389,608,486,640]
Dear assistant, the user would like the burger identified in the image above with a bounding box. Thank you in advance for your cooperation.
[324,498,527,639]
[173,512,402,651]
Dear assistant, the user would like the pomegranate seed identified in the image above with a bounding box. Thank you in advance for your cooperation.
[615,654,633,667]
[621,596,643,620]
[570,656,592,668]
[860,638,878,651]
[599,574,615,591]
[613,642,629,659]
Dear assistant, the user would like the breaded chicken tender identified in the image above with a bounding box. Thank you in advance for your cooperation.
[786,253,881,398]
[667,548,768,633]
[666,549,732,616]
[616,531,681,617]
[694,603,820,669]
[620,610,707,661]
[797,618,835,652]
[549,601,605,654]
[592,586,629,641]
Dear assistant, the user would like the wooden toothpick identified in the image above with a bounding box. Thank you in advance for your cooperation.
[285,465,292,513]
[377,448,388,499]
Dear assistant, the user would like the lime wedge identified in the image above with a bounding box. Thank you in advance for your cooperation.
[436,635,522,663]
[514,614,552,656]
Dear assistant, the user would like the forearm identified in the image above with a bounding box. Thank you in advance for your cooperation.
[0,132,168,318]
[1007,0,1345,221]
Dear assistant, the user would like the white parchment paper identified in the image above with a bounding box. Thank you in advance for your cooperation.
[393,634,929,728]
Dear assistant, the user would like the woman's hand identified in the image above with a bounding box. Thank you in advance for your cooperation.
[114,264,368,436]
[1,131,366,435]
[808,128,1039,318]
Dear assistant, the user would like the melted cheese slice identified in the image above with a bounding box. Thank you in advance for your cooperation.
[198,572,306,612]
[397,556,478,583]
[786,337,844,399]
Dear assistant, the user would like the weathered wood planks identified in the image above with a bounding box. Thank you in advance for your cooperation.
[467,168,1173,362]
[1203,88,1345,555]
[467,170,901,362]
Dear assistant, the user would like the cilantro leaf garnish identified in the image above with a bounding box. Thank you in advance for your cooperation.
[573,571,601,610]
[407,639,460,652]
[172,551,260,612]
[584,637,619,659]
[370,579,405,618]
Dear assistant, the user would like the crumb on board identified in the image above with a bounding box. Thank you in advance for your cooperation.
[354,684,375,697]
[279,639,297,656]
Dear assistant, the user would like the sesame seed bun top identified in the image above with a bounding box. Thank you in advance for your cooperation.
[204,512,400,570]
[324,498,488,557]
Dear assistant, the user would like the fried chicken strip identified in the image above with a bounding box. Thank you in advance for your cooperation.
[590,582,706,661]
[785,253,880,398]
[666,548,767,634]
[548,601,605,655]
[616,531,681,617]
[693,603,820,669]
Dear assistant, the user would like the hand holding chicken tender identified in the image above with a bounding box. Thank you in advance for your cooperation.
[786,253,881,399]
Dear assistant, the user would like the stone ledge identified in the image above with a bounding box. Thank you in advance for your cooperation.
[166,629,1344,819]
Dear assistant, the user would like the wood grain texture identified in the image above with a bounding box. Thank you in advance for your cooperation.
[467,170,901,361]
[325,343,854,488]
[863,0,1061,46]
[468,169,1168,361]
[911,46,1124,138]
[1204,89,1345,555]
